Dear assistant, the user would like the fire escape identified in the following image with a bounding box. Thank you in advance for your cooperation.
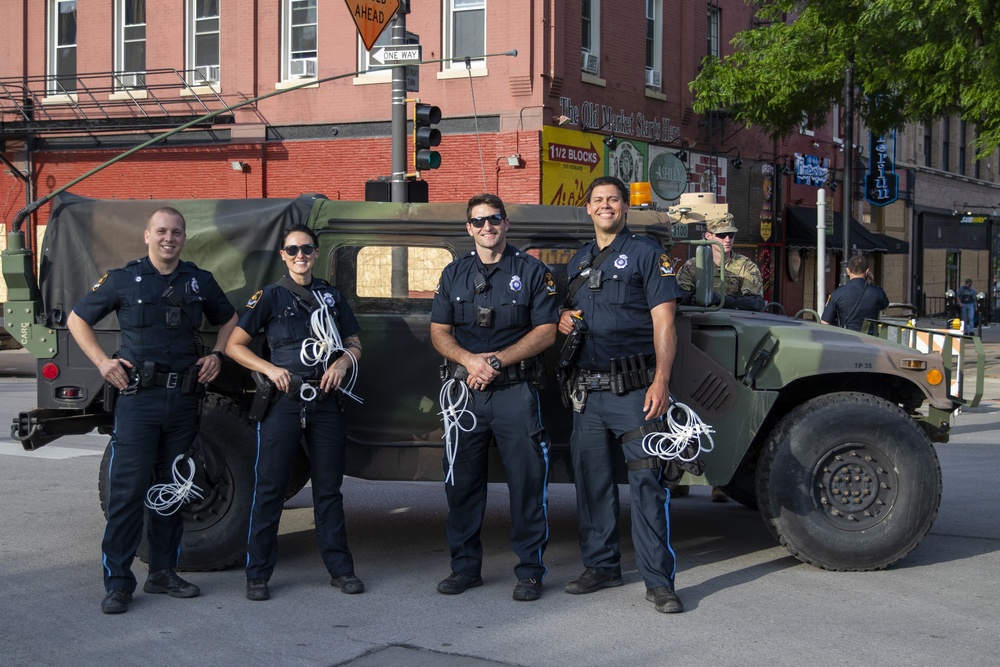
[0,68,235,203]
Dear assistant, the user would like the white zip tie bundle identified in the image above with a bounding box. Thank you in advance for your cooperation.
[439,378,478,486]
[145,454,203,516]
[641,400,715,461]
[299,296,362,404]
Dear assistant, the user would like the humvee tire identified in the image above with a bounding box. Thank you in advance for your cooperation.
[756,392,941,571]
[99,395,256,571]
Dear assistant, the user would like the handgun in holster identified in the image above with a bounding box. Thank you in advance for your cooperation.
[249,371,278,422]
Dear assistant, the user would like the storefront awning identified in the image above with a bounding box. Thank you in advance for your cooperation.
[784,206,909,254]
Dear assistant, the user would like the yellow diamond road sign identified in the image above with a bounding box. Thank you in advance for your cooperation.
[346,0,400,51]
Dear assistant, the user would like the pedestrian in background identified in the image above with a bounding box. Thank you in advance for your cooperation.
[957,278,977,334]
[821,255,889,333]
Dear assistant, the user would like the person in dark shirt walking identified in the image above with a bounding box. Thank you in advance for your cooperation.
[821,255,889,333]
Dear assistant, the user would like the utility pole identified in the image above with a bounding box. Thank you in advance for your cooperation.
[841,63,854,286]
[390,2,408,203]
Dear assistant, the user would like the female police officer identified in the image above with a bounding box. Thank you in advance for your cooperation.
[226,223,364,601]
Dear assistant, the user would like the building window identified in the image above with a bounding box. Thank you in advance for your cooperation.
[188,0,220,84]
[707,5,720,58]
[48,0,77,94]
[942,117,950,172]
[445,0,485,70]
[958,120,967,176]
[645,0,662,88]
[975,125,981,179]
[284,0,318,80]
[116,0,146,89]
[358,29,392,74]
[923,124,932,167]
[832,103,843,144]
[582,0,601,75]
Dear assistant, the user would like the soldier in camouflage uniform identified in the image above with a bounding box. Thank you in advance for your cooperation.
[676,215,765,313]
[675,212,764,502]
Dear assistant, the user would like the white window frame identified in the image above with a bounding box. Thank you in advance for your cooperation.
[283,0,318,81]
[799,112,815,137]
[832,103,843,144]
[48,0,78,95]
[187,0,221,85]
[444,0,485,70]
[707,5,720,58]
[116,0,146,89]
[645,0,662,84]
[358,29,394,77]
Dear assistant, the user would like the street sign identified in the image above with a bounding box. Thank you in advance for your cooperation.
[406,65,419,92]
[345,0,400,51]
[368,44,423,68]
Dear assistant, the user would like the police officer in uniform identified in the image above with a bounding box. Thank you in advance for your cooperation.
[559,176,686,614]
[821,254,889,333]
[430,193,559,601]
[67,207,237,614]
[957,278,977,334]
[226,223,364,602]
[675,200,763,502]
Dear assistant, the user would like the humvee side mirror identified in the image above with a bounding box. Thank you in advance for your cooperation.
[694,244,715,307]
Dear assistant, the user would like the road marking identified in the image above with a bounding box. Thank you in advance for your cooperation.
[0,441,103,459]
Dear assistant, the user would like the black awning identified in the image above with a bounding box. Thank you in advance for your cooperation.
[784,206,909,254]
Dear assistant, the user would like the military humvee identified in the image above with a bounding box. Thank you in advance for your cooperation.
[4,192,984,573]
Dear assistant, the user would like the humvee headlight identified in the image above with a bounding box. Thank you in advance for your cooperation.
[926,369,944,386]
[900,359,927,370]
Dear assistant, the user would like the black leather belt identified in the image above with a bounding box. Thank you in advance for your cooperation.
[152,371,183,389]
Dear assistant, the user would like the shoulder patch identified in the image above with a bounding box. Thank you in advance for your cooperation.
[92,273,109,292]
[544,272,557,296]
[658,254,674,277]
[246,289,263,309]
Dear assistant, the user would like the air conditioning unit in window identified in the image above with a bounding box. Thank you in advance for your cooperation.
[119,72,145,89]
[194,65,220,83]
[645,68,661,89]
[582,50,599,75]
[289,57,317,78]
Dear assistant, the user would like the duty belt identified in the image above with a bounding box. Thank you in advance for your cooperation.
[574,365,656,394]
[441,356,541,387]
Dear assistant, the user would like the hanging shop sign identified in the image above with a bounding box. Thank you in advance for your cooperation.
[865,132,899,206]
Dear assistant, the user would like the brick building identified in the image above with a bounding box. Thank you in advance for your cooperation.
[1,0,997,318]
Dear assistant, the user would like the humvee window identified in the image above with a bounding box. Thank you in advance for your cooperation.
[334,245,453,314]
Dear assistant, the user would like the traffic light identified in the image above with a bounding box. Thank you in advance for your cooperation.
[413,103,442,171]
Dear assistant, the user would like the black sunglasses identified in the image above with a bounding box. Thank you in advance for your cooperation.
[469,213,504,228]
[712,232,735,239]
[283,244,315,256]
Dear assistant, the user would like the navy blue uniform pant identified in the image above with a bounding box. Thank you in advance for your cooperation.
[443,381,550,581]
[104,387,200,592]
[570,389,677,589]
[246,394,354,582]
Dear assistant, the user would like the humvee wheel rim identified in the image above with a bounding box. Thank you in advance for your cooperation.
[814,444,898,531]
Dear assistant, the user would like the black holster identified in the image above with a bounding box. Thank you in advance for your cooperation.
[249,371,278,422]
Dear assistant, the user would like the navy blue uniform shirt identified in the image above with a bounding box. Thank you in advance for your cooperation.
[822,277,889,332]
[565,228,682,370]
[430,245,560,354]
[73,256,235,372]
[236,278,360,377]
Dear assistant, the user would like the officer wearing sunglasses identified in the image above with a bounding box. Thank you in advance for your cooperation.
[430,193,560,602]
[226,223,365,602]
[675,203,765,314]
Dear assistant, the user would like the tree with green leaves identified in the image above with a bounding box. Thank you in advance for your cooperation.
[691,0,1000,156]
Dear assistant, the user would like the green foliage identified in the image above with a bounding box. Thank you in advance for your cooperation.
[691,0,1000,156]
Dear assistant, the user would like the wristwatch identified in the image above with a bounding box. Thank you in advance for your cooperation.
[210,350,225,362]
[488,355,503,370]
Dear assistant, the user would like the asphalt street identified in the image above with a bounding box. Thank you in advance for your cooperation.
[1,331,998,667]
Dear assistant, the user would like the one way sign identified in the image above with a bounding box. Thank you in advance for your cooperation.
[368,44,423,68]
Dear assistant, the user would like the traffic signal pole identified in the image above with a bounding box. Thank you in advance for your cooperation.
[390,3,409,203]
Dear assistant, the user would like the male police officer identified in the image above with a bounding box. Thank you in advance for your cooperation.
[674,195,763,502]
[68,207,237,614]
[821,255,889,333]
[559,176,686,614]
[430,193,559,601]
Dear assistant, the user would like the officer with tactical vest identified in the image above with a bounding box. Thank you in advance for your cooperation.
[226,223,365,602]
[430,193,559,602]
[67,207,237,614]
[558,176,687,614]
